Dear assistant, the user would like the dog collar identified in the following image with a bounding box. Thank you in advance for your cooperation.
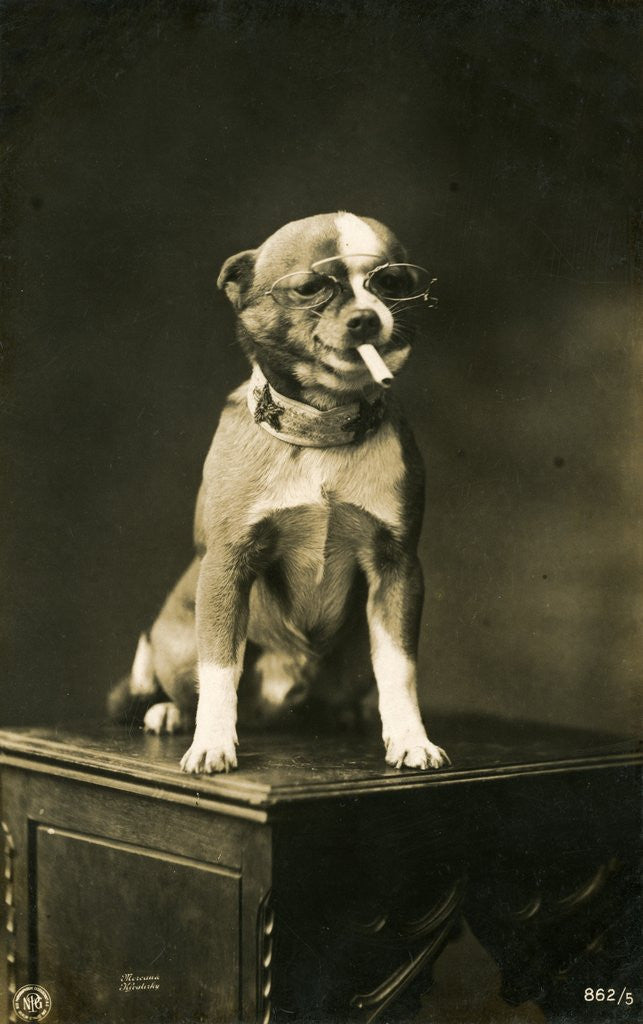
[247,365,387,447]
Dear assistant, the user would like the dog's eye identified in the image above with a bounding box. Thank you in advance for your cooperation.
[378,273,408,296]
[368,264,431,302]
[294,278,326,297]
[270,272,336,308]
[370,267,414,299]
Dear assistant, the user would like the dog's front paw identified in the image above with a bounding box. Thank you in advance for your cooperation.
[385,733,451,771]
[144,701,184,735]
[180,734,238,774]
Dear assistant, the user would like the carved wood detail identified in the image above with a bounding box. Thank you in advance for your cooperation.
[349,916,457,1024]
[345,876,466,1023]
[346,877,464,942]
[466,854,638,1011]
[2,819,17,1023]
[257,890,274,1024]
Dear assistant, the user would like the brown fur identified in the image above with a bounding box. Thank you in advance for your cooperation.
[109,213,449,774]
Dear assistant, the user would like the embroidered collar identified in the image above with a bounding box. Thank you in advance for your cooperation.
[246,365,387,448]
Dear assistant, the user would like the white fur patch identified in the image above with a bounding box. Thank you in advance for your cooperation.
[180,647,245,773]
[195,653,244,738]
[349,276,393,341]
[334,213,394,341]
[130,633,156,695]
[335,212,382,256]
[370,616,424,740]
[369,615,449,770]
[246,423,404,531]
[144,701,183,735]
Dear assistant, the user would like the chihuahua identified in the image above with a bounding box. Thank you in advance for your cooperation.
[109,212,449,775]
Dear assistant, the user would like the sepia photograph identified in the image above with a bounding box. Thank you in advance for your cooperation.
[0,1,640,1022]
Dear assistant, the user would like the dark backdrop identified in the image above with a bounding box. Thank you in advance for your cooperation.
[1,0,639,733]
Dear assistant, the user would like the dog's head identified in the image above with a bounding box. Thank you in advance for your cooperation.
[217,212,432,403]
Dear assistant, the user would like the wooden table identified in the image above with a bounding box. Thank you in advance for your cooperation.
[0,716,640,1024]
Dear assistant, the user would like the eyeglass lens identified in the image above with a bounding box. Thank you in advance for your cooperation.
[270,271,337,309]
[269,263,432,309]
[367,264,431,302]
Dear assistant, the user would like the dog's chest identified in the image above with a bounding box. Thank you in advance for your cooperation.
[246,423,405,532]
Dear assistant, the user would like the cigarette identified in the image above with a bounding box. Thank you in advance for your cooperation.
[357,343,393,388]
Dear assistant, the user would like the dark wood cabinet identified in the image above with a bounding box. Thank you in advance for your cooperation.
[35,825,241,1023]
[0,717,640,1023]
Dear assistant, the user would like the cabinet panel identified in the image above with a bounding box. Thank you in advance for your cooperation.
[34,825,240,1024]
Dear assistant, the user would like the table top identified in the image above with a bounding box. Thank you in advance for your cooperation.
[0,715,639,813]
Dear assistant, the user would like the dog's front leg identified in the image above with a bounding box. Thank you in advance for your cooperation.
[180,546,250,774]
[366,553,450,770]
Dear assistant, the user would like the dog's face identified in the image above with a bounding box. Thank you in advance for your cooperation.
[218,212,423,400]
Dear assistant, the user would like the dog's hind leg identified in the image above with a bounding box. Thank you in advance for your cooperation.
[107,559,199,731]
[143,558,199,733]
[107,631,163,724]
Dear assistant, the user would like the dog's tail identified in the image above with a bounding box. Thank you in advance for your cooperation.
[107,632,163,724]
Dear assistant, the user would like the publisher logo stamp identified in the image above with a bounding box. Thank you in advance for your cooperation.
[12,984,51,1022]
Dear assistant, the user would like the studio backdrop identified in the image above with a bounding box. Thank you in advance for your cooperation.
[1,0,639,734]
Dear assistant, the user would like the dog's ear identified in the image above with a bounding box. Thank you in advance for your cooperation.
[217,249,257,309]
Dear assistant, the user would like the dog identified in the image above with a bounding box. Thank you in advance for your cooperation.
[108,212,450,775]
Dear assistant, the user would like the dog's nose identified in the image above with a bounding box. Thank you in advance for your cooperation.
[346,309,380,340]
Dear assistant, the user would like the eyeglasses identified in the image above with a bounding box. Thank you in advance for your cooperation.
[265,254,437,310]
